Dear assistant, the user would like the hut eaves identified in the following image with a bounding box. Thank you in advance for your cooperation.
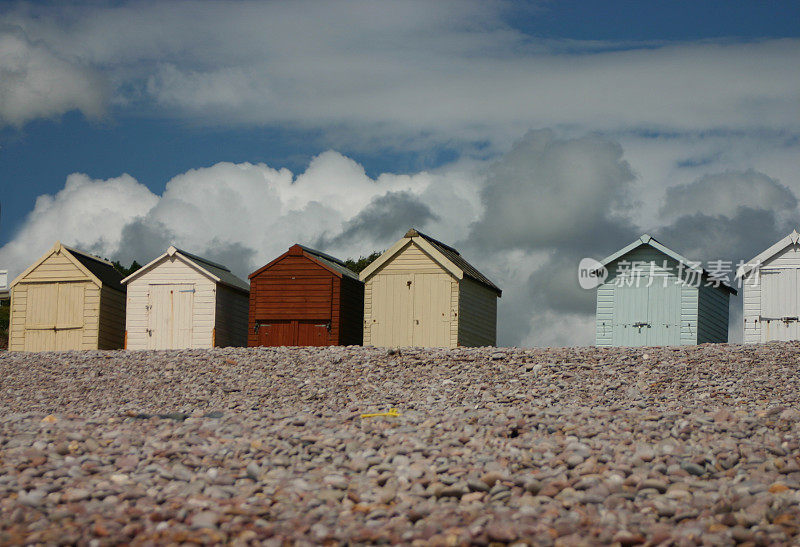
[736,230,800,279]
[121,246,249,293]
[599,234,737,295]
[360,228,502,296]
[10,241,123,291]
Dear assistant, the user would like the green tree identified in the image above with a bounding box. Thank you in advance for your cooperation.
[112,260,142,277]
[343,251,382,274]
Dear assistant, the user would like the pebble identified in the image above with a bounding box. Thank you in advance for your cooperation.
[0,343,798,544]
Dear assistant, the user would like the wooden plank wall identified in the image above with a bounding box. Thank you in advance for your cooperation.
[98,286,126,349]
[249,254,338,346]
[339,275,364,346]
[214,285,249,347]
[457,278,497,347]
[697,284,730,343]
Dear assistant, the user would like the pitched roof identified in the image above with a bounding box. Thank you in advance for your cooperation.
[173,248,250,292]
[122,246,250,293]
[600,234,737,295]
[360,228,502,296]
[65,246,126,292]
[736,230,800,279]
[297,245,360,280]
[409,230,501,295]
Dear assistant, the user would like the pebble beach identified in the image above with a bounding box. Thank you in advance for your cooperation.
[2,343,800,545]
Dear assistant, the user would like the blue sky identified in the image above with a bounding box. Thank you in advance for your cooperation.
[2,0,799,345]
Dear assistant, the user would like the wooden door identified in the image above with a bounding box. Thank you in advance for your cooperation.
[54,283,85,349]
[147,284,195,349]
[257,320,329,346]
[612,282,649,346]
[411,273,452,347]
[369,274,413,346]
[24,282,86,351]
[645,282,681,346]
[24,284,57,351]
[297,320,330,345]
[760,269,799,342]
[613,280,681,347]
[258,320,294,346]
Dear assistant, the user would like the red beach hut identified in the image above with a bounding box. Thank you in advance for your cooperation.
[248,245,363,346]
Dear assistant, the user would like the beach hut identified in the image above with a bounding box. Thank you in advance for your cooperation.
[737,230,800,343]
[595,234,736,347]
[248,244,363,346]
[359,229,502,348]
[121,246,249,349]
[8,242,125,352]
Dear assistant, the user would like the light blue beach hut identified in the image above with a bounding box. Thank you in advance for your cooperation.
[595,234,736,347]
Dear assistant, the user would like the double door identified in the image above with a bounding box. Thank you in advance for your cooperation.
[369,273,453,347]
[147,284,195,349]
[760,269,800,342]
[24,282,87,351]
[612,279,681,347]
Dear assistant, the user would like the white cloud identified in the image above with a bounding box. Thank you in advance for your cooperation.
[660,170,797,221]
[0,27,106,126]
[0,150,476,284]
[0,173,158,279]
[2,2,798,151]
[1,133,797,346]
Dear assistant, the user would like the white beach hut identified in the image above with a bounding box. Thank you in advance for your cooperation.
[122,246,249,349]
[738,230,800,343]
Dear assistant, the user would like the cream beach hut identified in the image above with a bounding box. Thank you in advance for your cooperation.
[8,242,125,351]
[359,229,502,348]
[737,230,800,343]
[121,246,249,349]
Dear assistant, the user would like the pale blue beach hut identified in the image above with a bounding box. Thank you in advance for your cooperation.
[595,235,736,347]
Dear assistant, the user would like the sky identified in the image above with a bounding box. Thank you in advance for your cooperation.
[1,0,799,346]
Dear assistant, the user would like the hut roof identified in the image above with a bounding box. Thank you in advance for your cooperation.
[249,244,359,281]
[360,228,502,296]
[65,246,125,292]
[297,245,360,280]
[600,234,737,295]
[736,230,800,279]
[122,246,250,293]
[10,242,124,292]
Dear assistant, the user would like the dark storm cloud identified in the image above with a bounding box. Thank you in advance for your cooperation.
[202,240,257,280]
[660,169,797,221]
[469,129,638,254]
[316,191,438,250]
[114,219,176,267]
